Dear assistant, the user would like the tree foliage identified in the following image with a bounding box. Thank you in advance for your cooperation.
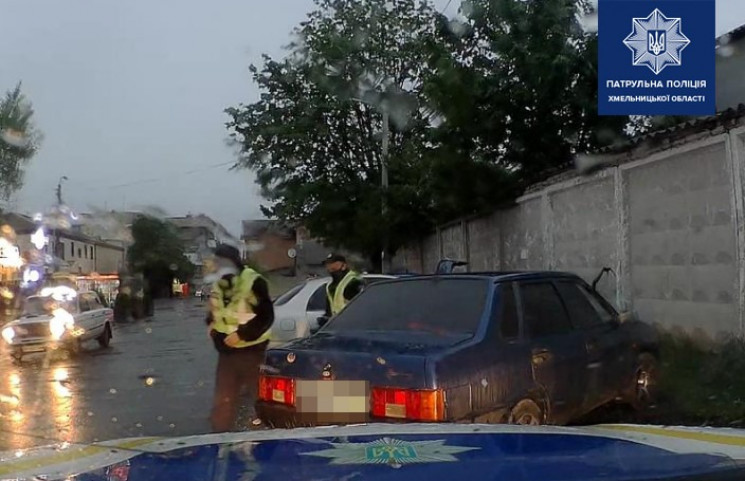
[0,83,42,201]
[227,0,441,263]
[425,0,629,182]
[226,0,631,262]
[127,216,194,295]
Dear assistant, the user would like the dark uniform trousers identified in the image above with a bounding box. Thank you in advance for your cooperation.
[210,344,267,432]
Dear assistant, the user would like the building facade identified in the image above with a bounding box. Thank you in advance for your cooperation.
[169,214,242,285]
[242,220,296,273]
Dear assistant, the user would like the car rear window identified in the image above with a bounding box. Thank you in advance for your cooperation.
[274,282,305,306]
[326,278,490,335]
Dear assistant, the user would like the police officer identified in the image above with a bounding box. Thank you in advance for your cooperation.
[321,254,363,322]
[206,244,274,432]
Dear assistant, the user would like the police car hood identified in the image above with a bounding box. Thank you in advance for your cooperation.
[4,424,745,480]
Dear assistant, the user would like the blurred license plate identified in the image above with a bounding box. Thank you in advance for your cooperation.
[295,380,369,414]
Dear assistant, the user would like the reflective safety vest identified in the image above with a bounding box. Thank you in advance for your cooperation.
[210,268,271,348]
[327,270,363,316]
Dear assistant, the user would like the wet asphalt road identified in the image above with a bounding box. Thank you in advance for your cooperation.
[0,298,218,451]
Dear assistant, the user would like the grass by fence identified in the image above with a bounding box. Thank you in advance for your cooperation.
[654,333,745,427]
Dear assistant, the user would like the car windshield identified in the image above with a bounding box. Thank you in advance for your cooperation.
[326,277,490,335]
[22,296,76,317]
[273,282,305,306]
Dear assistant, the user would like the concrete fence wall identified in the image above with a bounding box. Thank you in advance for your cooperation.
[393,122,745,338]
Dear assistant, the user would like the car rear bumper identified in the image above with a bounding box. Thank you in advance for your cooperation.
[256,401,413,428]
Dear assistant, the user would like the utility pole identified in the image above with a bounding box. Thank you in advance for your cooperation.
[381,110,390,274]
[54,176,68,270]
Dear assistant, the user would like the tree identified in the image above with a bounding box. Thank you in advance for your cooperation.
[127,215,194,297]
[226,0,442,266]
[227,0,638,264]
[424,0,630,184]
[0,83,42,201]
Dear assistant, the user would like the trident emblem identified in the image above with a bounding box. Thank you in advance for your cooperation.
[648,30,666,55]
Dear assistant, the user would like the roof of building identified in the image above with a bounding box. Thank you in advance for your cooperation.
[1,212,124,251]
[242,220,295,241]
[718,24,745,45]
[0,212,37,235]
[169,214,237,241]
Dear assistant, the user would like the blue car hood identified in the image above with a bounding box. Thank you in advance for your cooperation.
[3,424,745,481]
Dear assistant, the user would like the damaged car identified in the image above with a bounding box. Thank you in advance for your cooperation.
[257,271,659,427]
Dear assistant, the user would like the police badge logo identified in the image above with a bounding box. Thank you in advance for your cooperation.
[623,8,690,75]
[303,437,479,468]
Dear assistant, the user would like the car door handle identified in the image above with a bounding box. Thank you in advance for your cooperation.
[531,349,552,364]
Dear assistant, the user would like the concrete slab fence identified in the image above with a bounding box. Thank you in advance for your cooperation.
[393,119,745,338]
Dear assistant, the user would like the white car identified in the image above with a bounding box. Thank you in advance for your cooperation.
[269,274,396,348]
[1,287,114,361]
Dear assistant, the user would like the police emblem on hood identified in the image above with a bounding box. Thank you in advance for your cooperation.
[302,437,479,467]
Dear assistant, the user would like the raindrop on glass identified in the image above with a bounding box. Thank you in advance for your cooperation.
[169,423,176,428]
[447,19,468,37]
[111,417,118,423]
[157,416,164,421]
[87,411,94,417]
[144,377,155,387]
[145,327,152,334]
[109,388,117,394]
[135,422,143,428]
[718,45,735,58]
[461,0,475,18]
[580,11,598,33]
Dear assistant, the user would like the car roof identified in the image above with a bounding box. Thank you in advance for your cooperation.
[390,271,583,282]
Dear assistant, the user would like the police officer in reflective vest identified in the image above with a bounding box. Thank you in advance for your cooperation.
[206,244,274,432]
[323,254,364,320]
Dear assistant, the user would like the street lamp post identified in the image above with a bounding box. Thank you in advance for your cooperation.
[351,96,391,274]
[54,176,68,270]
[380,110,390,274]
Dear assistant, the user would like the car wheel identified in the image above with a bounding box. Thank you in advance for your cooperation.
[508,399,544,426]
[98,324,112,348]
[629,352,659,410]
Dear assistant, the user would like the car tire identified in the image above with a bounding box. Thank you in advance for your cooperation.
[627,352,659,411]
[98,324,112,348]
[508,399,544,426]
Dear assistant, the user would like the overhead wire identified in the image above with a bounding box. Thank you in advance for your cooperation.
[79,161,236,192]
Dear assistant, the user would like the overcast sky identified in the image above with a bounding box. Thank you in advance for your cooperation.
[1,0,742,237]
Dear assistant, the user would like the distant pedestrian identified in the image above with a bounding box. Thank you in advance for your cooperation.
[317,254,363,328]
[206,244,274,432]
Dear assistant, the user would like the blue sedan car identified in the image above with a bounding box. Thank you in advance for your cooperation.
[257,272,659,427]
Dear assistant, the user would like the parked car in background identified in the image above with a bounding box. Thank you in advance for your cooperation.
[257,271,659,427]
[1,286,114,361]
[269,274,396,349]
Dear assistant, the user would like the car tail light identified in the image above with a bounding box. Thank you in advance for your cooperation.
[259,375,295,406]
[371,387,445,421]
